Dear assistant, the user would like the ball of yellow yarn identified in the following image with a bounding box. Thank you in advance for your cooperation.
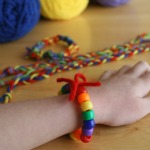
[40,0,89,20]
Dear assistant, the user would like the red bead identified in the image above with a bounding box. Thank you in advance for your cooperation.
[76,86,87,97]
[80,134,92,143]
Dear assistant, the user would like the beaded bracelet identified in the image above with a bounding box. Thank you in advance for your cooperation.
[57,73,101,143]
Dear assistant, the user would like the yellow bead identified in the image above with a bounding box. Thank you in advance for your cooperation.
[4,98,9,104]
[58,90,62,95]
[69,128,81,141]
[81,101,93,111]
[69,133,80,142]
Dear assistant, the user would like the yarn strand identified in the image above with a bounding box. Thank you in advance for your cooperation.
[0,33,150,103]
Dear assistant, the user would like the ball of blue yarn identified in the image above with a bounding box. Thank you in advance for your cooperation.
[0,0,40,43]
[96,0,129,7]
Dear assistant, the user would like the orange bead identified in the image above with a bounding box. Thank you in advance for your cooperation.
[70,128,82,141]
[78,92,90,104]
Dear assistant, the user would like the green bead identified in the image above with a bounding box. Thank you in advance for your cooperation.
[61,85,66,94]
[82,110,94,121]
[61,84,70,94]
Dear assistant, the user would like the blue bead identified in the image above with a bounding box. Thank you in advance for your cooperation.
[83,119,95,129]
[0,96,4,102]
[7,87,11,92]
[65,84,70,92]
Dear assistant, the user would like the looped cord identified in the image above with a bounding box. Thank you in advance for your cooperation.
[57,73,101,101]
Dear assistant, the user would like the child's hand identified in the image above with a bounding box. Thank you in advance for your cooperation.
[90,61,150,126]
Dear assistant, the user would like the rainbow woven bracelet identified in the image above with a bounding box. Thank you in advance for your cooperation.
[0,33,150,104]
[57,73,100,143]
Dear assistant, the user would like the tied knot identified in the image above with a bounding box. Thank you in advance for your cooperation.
[57,73,101,101]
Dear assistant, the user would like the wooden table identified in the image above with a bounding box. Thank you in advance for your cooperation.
[1,0,150,149]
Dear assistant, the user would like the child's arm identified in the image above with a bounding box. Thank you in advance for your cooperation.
[0,95,82,150]
[0,61,150,150]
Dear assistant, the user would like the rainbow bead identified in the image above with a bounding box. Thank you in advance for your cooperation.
[80,101,93,111]
[82,110,95,120]
[78,92,90,104]
[82,128,94,136]
[70,128,81,141]
[83,120,95,129]
[58,90,62,95]
[80,134,92,143]
[61,84,70,94]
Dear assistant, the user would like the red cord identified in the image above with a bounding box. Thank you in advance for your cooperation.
[57,73,101,101]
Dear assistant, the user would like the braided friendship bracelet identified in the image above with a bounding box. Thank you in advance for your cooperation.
[26,35,79,60]
[0,33,150,103]
[57,73,101,143]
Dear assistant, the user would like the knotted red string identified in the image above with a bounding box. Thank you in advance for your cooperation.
[57,73,101,101]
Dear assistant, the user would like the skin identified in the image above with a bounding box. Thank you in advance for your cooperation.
[0,61,150,150]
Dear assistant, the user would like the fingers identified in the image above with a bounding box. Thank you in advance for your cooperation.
[139,71,150,94]
[140,69,150,111]
[126,61,150,78]
[140,71,150,82]
[99,70,116,81]
[116,65,131,75]
[99,61,150,81]
[141,97,150,114]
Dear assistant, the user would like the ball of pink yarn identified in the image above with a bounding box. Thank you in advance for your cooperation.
[95,0,129,7]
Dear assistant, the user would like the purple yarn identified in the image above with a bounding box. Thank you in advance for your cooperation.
[0,0,40,43]
[96,0,129,7]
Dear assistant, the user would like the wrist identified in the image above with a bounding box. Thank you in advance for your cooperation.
[87,87,108,125]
